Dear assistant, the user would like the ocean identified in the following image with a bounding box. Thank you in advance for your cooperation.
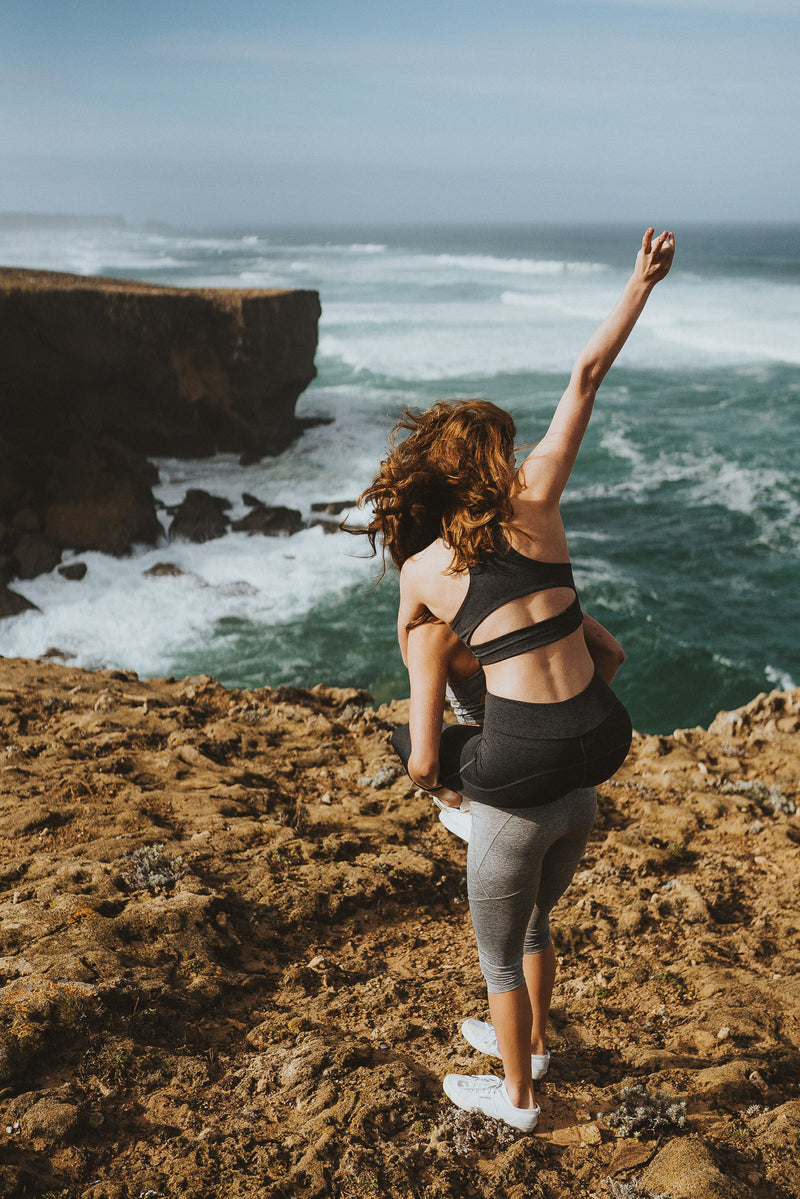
[1,219,798,734]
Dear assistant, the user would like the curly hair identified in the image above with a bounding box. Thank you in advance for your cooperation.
[356,399,518,574]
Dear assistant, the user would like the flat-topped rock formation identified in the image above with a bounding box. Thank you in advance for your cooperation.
[0,269,321,592]
[0,268,320,458]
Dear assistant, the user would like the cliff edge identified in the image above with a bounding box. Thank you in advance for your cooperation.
[0,269,321,591]
[0,268,321,458]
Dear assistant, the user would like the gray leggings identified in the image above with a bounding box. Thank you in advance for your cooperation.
[468,788,597,993]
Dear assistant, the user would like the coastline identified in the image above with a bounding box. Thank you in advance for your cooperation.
[0,656,798,1198]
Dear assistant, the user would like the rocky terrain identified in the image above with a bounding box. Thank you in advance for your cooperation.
[0,657,798,1199]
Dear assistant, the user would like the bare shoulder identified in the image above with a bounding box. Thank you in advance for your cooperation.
[405,538,453,576]
[400,539,463,622]
[509,484,570,558]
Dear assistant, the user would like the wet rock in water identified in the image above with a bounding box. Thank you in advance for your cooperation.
[45,438,162,556]
[309,498,357,534]
[168,489,231,543]
[310,499,357,515]
[10,508,41,534]
[0,271,322,589]
[39,647,73,662]
[11,532,62,579]
[144,561,186,577]
[0,585,39,618]
[231,504,304,536]
[0,267,321,459]
[58,561,88,581]
[0,441,50,527]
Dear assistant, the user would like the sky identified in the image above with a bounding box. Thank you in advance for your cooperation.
[1,0,798,227]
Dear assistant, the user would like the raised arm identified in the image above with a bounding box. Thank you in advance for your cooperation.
[519,228,675,501]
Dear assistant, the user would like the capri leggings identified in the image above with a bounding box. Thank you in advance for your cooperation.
[468,789,596,992]
[391,670,630,992]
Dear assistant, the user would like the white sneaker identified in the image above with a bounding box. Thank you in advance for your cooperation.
[461,1018,550,1079]
[443,1073,540,1132]
[437,806,471,842]
[432,795,470,813]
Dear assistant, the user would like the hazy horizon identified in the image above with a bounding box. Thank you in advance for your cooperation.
[2,0,798,228]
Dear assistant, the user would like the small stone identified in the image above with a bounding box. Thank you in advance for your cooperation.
[40,646,72,662]
[580,1123,602,1145]
[144,561,186,577]
[717,1025,731,1041]
[20,1098,80,1141]
[197,1126,221,1142]
[169,490,230,543]
[231,505,304,537]
[58,561,88,581]
[310,499,357,515]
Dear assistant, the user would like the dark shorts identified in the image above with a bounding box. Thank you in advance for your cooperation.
[391,671,632,810]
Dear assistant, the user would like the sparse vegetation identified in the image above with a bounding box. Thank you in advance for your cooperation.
[606,1084,687,1139]
[666,841,695,863]
[434,1105,518,1156]
[605,1179,670,1199]
[95,1042,134,1084]
[1,658,797,1199]
[720,779,796,815]
[652,968,687,997]
[120,843,186,892]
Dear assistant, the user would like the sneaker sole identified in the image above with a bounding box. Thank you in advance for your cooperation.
[443,1074,540,1132]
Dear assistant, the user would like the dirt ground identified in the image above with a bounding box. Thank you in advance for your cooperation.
[0,656,798,1199]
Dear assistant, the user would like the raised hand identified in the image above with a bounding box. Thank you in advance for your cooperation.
[635,227,675,285]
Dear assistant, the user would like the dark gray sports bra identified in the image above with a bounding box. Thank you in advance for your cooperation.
[449,543,583,666]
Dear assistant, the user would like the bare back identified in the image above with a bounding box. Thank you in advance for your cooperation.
[399,477,596,705]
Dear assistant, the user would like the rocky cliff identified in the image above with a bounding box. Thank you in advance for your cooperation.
[0,269,321,592]
[0,268,320,458]
[0,660,798,1199]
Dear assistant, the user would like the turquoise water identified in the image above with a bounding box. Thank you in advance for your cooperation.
[1,221,798,732]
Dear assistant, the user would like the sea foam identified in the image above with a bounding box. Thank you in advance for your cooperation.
[3,525,376,680]
[1,220,797,731]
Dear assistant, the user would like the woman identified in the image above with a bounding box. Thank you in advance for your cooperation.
[406,609,628,843]
[359,228,675,1131]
